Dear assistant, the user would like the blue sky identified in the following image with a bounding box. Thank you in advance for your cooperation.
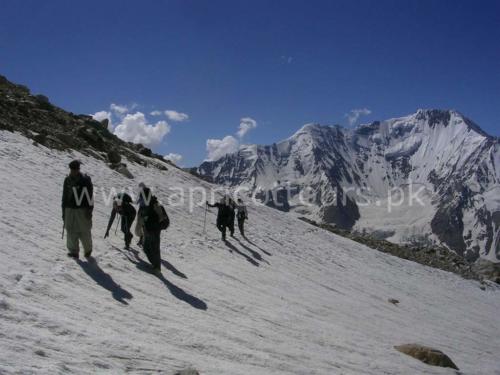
[1,0,499,166]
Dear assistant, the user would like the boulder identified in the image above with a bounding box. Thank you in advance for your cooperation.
[110,163,134,179]
[77,126,105,151]
[33,133,47,145]
[388,298,399,305]
[395,344,458,370]
[107,150,122,164]
[100,118,110,129]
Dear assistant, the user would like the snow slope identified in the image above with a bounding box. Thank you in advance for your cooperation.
[1,129,499,375]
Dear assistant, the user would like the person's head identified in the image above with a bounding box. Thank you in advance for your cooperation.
[68,160,81,177]
[219,197,226,205]
[138,182,146,191]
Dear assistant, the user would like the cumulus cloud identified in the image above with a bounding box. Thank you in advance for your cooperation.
[113,112,170,146]
[237,117,257,139]
[206,135,239,161]
[205,117,258,161]
[110,103,130,115]
[91,110,113,130]
[165,110,189,122]
[164,153,183,165]
[345,108,372,126]
[150,110,162,116]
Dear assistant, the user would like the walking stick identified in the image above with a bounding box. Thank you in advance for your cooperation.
[61,222,65,240]
[203,202,208,234]
[115,215,121,235]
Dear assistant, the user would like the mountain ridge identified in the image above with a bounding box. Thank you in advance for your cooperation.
[198,109,500,262]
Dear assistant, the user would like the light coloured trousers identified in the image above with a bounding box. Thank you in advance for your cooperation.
[65,207,93,255]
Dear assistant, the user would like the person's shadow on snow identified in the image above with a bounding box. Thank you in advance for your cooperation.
[235,238,270,265]
[116,246,207,311]
[224,240,259,267]
[161,259,188,279]
[244,237,272,256]
[135,261,207,311]
[77,258,133,305]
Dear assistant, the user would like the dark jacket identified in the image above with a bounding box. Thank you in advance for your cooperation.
[143,197,162,232]
[208,202,232,225]
[106,202,137,234]
[62,173,94,213]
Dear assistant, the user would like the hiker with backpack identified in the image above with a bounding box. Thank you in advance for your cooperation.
[135,183,149,247]
[236,198,248,237]
[206,197,232,241]
[104,192,137,249]
[227,197,236,237]
[61,160,94,259]
[142,192,169,275]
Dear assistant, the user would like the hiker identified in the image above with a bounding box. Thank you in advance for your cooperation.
[227,197,236,237]
[135,183,149,247]
[104,193,137,249]
[206,197,232,241]
[142,193,169,275]
[61,160,94,259]
[236,198,248,237]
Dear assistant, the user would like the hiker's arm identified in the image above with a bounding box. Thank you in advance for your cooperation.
[104,208,116,237]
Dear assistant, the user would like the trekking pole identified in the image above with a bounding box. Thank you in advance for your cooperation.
[61,222,65,240]
[115,215,121,235]
[203,202,208,234]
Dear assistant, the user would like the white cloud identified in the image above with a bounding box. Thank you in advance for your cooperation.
[206,135,239,161]
[113,112,170,146]
[165,110,189,122]
[91,110,113,130]
[237,117,257,139]
[150,110,162,116]
[164,153,183,165]
[345,108,372,126]
[110,103,130,115]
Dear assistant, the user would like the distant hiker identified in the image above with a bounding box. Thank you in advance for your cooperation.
[61,160,93,259]
[135,183,149,247]
[227,197,236,237]
[206,197,232,241]
[236,198,248,237]
[142,193,169,275]
[104,193,137,249]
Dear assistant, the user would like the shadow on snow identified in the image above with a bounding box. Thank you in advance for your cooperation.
[114,245,207,311]
[77,257,133,305]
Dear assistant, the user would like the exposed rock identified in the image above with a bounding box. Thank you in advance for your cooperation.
[388,298,399,305]
[107,150,122,164]
[173,369,199,375]
[299,217,479,281]
[100,118,109,129]
[395,344,459,370]
[0,74,165,169]
[35,94,49,103]
[110,163,134,179]
[473,259,500,284]
[33,133,47,145]
[138,146,152,157]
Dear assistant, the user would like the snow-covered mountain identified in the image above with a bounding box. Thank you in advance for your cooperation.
[198,110,500,262]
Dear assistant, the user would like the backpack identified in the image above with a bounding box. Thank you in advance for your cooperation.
[155,204,170,230]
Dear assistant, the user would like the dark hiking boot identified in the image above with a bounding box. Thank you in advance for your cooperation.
[84,250,92,258]
[67,252,79,259]
[153,267,162,276]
